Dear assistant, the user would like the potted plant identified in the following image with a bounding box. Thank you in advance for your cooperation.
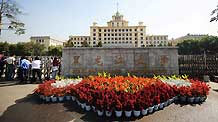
[133,98,142,117]
[114,99,123,117]
[123,94,134,117]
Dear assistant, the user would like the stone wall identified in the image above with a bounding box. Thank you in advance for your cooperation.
[62,47,179,77]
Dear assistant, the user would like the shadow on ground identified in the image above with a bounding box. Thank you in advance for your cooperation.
[0,94,74,122]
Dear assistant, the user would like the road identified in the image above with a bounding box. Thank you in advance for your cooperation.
[0,81,218,122]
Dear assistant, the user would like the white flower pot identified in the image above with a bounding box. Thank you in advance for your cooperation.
[85,105,91,111]
[42,95,45,100]
[148,106,154,113]
[58,96,64,102]
[39,95,43,99]
[154,105,159,111]
[159,103,164,109]
[76,100,81,106]
[187,97,195,103]
[125,110,132,117]
[65,96,71,101]
[105,111,112,117]
[81,103,85,109]
[115,110,122,117]
[71,96,76,101]
[97,110,104,116]
[180,96,187,102]
[45,96,50,102]
[200,96,207,102]
[194,97,200,103]
[174,96,179,101]
[163,101,168,107]
[168,98,174,104]
[51,96,57,102]
[141,109,148,116]
[92,106,96,112]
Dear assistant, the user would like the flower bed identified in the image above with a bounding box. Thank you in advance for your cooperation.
[34,75,210,118]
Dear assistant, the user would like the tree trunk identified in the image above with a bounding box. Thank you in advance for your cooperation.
[0,0,4,35]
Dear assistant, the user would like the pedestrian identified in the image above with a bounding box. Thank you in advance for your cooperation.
[20,56,31,83]
[52,57,60,79]
[0,53,6,79]
[5,54,16,80]
[45,57,52,80]
[31,56,42,83]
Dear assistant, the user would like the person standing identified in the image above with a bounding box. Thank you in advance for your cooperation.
[51,57,60,79]
[31,56,42,83]
[20,56,31,83]
[5,54,16,80]
[0,53,6,79]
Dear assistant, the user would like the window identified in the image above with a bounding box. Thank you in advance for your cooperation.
[154,37,156,40]
[93,33,96,36]
[130,41,132,43]
[141,41,143,43]
[119,33,121,36]
[112,34,114,36]
[135,29,137,31]
[135,33,137,36]
[77,42,79,44]
[157,37,159,40]
[119,38,121,40]
[104,34,106,36]
[141,37,143,40]
[93,41,96,44]
[99,38,101,40]
[99,33,101,36]
[141,33,143,36]
[129,37,132,40]
[122,37,125,40]
[74,42,76,44]
[119,41,121,43]
[130,33,132,36]
[111,29,114,32]
[126,38,128,40]
[104,29,106,32]
[112,42,114,44]
[119,29,121,32]
[115,41,117,44]
[108,41,111,43]
[140,28,143,31]
[108,38,110,40]
[108,34,110,36]
[93,37,96,40]
[126,33,128,36]
[130,29,132,31]
[99,29,101,32]
[115,29,117,32]
[146,37,148,40]
[122,33,125,36]
[93,29,96,32]
[122,29,125,32]
[108,29,110,32]
[115,33,117,36]
[112,38,114,40]
[112,23,114,27]
[104,42,106,44]
[104,38,106,40]
[126,41,128,43]
[135,38,137,40]
[126,29,128,32]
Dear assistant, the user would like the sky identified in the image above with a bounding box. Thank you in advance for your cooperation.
[0,0,217,43]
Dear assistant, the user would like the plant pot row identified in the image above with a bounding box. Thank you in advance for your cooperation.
[74,97,175,118]
[39,95,72,102]
[178,96,207,103]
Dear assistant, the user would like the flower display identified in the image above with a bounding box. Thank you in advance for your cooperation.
[34,75,210,118]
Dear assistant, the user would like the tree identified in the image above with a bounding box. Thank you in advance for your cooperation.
[0,0,25,35]
[81,41,89,47]
[96,41,102,47]
[48,46,62,56]
[64,40,74,47]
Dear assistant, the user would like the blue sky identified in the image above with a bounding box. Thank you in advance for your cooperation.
[0,0,217,43]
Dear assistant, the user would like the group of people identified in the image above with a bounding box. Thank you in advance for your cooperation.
[0,52,61,84]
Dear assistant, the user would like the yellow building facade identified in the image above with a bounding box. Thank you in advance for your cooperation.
[69,12,169,47]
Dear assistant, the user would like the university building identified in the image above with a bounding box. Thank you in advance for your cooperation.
[69,11,170,47]
[30,36,64,50]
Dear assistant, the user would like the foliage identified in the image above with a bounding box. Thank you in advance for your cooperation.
[0,41,47,56]
[64,40,74,47]
[0,0,25,35]
[48,46,62,56]
[210,4,218,22]
[96,41,102,47]
[82,41,90,47]
[177,36,218,55]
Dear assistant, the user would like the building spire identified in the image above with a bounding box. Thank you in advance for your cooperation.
[116,2,119,13]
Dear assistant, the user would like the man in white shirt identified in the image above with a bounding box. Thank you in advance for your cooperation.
[31,56,42,83]
[5,54,16,80]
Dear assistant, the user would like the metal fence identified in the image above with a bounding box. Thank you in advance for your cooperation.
[0,56,61,81]
[179,55,218,77]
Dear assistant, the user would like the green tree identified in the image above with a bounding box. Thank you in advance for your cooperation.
[0,0,25,35]
[48,46,62,56]
[65,40,74,47]
[96,41,102,47]
[82,41,89,47]
[210,4,218,22]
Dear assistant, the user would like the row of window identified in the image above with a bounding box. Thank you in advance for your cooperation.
[71,37,90,41]
[93,28,144,32]
[35,39,44,43]
[72,40,167,45]
[93,33,143,37]
[93,37,144,41]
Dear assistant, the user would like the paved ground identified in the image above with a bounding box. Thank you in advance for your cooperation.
[0,81,218,122]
